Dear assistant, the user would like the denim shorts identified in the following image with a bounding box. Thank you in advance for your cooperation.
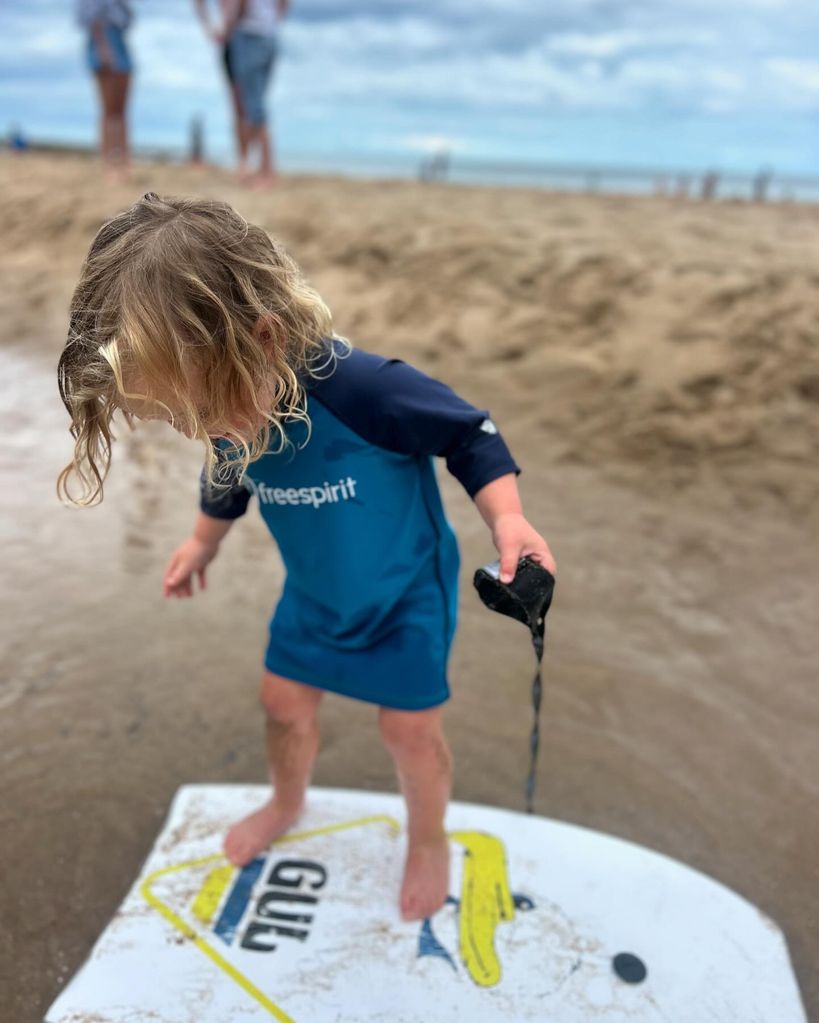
[87,25,132,74]
[228,30,277,125]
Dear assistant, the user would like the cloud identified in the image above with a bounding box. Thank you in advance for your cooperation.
[767,57,819,93]
[545,28,716,59]
[397,133,470,153]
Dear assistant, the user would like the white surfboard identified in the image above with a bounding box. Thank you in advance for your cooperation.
[45,785,806,1023]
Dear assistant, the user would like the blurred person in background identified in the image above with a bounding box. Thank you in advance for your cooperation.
[195,0,288,187]
[194,1,248,175]
[77,0,133,182]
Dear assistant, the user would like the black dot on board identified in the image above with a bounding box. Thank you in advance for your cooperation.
[612,952,647,984]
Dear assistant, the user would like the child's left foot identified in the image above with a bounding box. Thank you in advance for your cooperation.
[223,798,303,866]
[400,835,450,921]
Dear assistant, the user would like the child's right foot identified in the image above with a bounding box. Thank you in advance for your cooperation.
[223,798,303,866]
[399,834,450,921]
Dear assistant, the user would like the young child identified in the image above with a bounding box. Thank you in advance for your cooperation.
[58,192,556,921]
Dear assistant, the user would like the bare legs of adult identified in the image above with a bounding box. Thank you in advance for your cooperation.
[95,70,130,182]
[228,82,251,182]
[248,122,277,189]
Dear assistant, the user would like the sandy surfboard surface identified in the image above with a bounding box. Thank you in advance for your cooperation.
[44,785,806,1022]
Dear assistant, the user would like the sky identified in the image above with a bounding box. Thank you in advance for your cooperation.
[2,0,819,175]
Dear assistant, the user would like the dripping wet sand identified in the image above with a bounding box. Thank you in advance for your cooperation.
[1,154,817,1021]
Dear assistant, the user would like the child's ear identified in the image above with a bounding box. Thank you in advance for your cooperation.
[255,317,281,352]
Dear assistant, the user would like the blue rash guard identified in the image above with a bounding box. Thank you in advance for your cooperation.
[201,344,519,710]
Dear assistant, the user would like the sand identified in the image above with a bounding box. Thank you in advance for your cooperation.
[1,153,817,1021]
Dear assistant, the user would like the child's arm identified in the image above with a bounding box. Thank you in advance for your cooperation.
[164,468,252,598]
[306,346,556,580]
[163,513,235,598]
[474,473,556,583]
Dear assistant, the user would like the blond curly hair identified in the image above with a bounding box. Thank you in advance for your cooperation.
[58,192,340,505]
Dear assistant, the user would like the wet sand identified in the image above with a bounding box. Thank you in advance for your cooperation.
[1,154,817,1021]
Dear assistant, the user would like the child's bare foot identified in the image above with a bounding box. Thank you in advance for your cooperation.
[223,798,303,866]
[400,835,450,921]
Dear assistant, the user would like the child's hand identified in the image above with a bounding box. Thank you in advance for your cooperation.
[163,538,218,598]
[492,513,557,584]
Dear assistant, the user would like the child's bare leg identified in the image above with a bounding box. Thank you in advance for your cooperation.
[224,671,323,866]
[379,706,452,921]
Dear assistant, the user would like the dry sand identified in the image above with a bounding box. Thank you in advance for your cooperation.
[1,153,817,1021]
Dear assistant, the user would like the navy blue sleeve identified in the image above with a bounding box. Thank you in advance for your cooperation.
[308,347,520,498]
[199,464,252,520]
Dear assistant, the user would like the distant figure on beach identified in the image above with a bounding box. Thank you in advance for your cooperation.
[8,125,28,152]
[194,0,288,186]
[194,1,245,171]
[77,0,133,181]
[58,193,557,921]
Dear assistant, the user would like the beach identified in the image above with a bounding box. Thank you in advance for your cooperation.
[1,153,817,1020]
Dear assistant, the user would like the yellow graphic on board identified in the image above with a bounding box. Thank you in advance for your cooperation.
[192,864,236,926]
[141,814,524,1019]
[450,831,516,987]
